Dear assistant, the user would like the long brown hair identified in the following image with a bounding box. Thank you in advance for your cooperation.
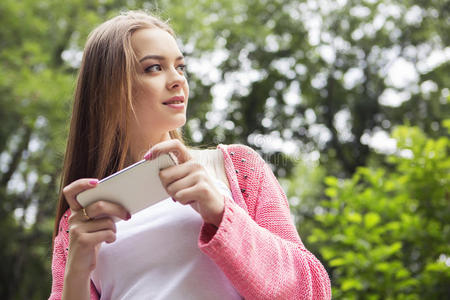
[53,11,184,241]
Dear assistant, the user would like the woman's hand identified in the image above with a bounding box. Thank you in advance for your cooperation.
[62,179,131,276]
[144,139,225,227]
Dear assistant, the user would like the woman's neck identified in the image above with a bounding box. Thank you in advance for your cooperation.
[127,131,171,164]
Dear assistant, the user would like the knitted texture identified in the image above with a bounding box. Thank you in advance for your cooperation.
[49,210,100,300]
[49,144,331,299]
[198,144,331,299]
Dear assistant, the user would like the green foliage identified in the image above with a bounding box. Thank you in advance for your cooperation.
[0,0,449,298]
[307,123,450,299]
[174,0,450,177]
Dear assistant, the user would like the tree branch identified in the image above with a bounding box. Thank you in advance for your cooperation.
[0,126,32,187]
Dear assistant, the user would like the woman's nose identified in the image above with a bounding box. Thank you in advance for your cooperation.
[166,68,186,90]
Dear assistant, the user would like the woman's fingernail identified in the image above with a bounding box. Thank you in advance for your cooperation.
[126,212,131,220]
[89,179,99,186]
[144,151,152,160]
[172,198,177,202]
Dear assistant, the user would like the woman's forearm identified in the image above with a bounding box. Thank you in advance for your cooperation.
[62,269,91,300]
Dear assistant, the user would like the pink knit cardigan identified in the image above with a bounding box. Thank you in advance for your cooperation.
[49,144,331,299]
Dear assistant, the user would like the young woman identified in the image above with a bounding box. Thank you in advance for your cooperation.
[49,10,331,300]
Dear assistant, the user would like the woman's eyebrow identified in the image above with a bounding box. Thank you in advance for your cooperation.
[139,54,184,63]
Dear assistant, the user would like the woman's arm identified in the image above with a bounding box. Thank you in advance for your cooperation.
[49,230,68,300]
[198,146,331,300]
[49,212,95,300]
[62,269,91,300]
[49,178,130,300]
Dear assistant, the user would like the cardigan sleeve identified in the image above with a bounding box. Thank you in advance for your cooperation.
[198,148,331,300]
[48,210,100,300]
[49,231,66,300]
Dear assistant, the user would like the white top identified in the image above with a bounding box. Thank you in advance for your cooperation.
[91,179,242,300]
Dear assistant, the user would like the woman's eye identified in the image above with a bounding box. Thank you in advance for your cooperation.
[176,64,186,72]
[144,64,162,73]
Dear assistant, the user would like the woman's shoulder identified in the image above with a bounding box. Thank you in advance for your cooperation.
[217,144,265,166]
[187,144,261,189]
[217,143,256,154]
[58,209,71,233]
[190,144,262,166]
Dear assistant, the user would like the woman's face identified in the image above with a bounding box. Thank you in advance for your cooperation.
[129,28,189,156]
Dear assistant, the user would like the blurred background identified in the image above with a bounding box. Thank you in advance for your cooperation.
[1,0,449,298]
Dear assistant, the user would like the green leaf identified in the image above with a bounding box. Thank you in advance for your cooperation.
[364,212,381,229]
[442,119,450,132]
[348,212,362,223]
[329,257,346,267]
[341,278,363,291]
[325,187,338,198]
[325,176,339,187]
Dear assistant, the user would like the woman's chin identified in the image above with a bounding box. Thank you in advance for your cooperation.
[169,118,186,132]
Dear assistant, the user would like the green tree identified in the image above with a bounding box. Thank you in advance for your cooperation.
[301,121,450,298]
[1,0,73,298]
[167,0,450,177]
[0,0,122,297]
[1,0,449,298]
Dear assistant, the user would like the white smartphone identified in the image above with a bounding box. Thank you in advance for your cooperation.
[77,153,177,221]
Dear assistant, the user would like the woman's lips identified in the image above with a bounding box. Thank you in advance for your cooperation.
[163,96,184,105]
[164,102,185,109]
[163,96,185,109]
